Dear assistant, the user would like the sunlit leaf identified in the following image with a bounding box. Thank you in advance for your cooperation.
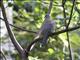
[48,48,54,55]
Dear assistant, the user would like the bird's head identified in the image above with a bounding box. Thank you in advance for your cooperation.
[45,14,50,19]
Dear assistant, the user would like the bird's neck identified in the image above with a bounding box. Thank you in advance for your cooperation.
[45,17,51,22]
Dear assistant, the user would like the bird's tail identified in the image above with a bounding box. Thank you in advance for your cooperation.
[40,32,49,47]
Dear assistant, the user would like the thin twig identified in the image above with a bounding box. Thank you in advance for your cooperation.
[0,17,37,34]
[67,0,75,27]
[62,0,67,26]
[66,0,75,60]
[0,50,6,60]
[62,0,72,60]
[47,0,53,15]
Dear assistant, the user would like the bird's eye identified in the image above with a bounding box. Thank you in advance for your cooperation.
[45,14,50,18]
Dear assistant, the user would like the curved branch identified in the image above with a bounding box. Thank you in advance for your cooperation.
[0,0,23,54]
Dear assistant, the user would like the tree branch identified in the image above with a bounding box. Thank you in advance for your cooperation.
[47,0,53,15]
[62,0,75,60]
[66,0,75,60]
[62,0,67,26]
[62,0,71,59]
[51,25,80,36]
[67,0,75,27]
[0,50,6,60]
[0,17,37,34]
[0,0,23,54]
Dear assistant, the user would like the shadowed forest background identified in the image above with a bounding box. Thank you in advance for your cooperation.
[0,0,80,60]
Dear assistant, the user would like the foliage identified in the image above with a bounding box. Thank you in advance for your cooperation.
[1,0,80,60]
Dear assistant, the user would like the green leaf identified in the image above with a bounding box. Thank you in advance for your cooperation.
[48,48,54,55]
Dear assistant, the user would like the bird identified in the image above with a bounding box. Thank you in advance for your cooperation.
[34,14,55,47]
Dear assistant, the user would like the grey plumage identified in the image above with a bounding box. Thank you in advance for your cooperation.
[34,14,55,47]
